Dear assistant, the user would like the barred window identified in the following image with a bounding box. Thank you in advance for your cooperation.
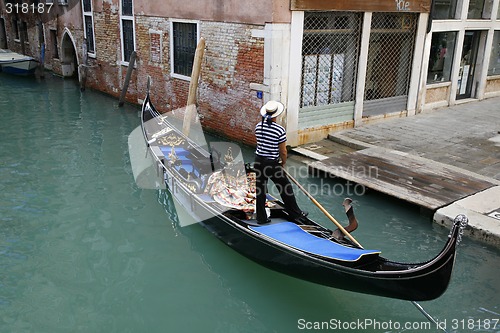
[120,0,135,63]
[172,22,198,78]
[82,0,91,12]
[82,0,95,54]
[300,12,361,108]
[122,19,134,62]
[365,13,417,100]
[84,16,95,54]
[122,0,133,16]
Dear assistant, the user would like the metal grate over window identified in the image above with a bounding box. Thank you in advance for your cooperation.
[84,16,94,53]
[365,13,417,101]
[122,19,134,62]
[300,12,362,108]
[173,22,197,77]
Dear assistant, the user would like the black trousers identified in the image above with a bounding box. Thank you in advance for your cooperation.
[254,155,302,223]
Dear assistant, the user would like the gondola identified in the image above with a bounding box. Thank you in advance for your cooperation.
[139,89,468,302]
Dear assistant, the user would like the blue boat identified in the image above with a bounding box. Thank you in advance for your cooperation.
[0,50,38,75]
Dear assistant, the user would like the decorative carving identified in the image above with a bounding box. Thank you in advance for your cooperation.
[157,134,185,146]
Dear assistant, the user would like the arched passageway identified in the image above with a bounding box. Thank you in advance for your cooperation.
[61,31,78,78]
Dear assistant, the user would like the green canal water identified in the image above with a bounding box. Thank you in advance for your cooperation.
[0,74,499,332]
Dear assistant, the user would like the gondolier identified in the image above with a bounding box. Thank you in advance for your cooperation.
[254,100,307,225]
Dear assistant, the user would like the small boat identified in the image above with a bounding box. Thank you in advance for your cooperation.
[139,88,468,302]
[0,50,38,75]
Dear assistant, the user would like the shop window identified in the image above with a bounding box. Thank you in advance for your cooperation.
[120,0,135,63]
[171,21,198,79]
[468,0,493,19]
[427,31,457,83]
[432,0,459,19]
[300,12,361,108]
[488,31,500,76]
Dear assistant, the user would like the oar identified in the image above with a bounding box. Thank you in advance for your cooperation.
[282,168,363,249]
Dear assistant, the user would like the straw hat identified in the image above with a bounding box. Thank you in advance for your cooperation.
[260,100,285,118]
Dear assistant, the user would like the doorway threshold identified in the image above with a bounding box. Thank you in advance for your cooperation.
[455,98,478,105]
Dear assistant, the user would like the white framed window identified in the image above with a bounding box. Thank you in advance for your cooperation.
[82,0,95,57]
[120,0,135,64]
[170,20,199,80]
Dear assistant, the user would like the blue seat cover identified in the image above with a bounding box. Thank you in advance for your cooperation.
[249,222,380,262]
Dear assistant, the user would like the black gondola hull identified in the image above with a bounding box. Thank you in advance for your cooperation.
[163,165,459,301]
[139,90,465,302]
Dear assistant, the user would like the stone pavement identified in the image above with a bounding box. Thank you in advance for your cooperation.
[292,96,500,246]
[335,97,500,181]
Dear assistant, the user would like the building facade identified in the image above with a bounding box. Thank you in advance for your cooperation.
[1,0,499,146]
[422,0,500,110]
[0,0,84,78]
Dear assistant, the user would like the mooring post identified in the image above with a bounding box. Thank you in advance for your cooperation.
[118,51,137,107]
[38,21,45,78]
[79,40,88,91]
[182,37,205,136]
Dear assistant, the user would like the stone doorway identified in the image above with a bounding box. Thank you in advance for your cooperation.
[60,31,78,77]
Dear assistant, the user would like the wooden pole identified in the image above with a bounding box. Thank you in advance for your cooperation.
[182,37,205,136]
[118,51,137,107]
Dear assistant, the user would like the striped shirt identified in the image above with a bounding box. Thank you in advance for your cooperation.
[255,121,286,160]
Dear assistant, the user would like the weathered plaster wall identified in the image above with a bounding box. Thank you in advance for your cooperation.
[135,0,290,25]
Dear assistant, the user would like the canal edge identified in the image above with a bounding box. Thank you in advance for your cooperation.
[292,135,500,247]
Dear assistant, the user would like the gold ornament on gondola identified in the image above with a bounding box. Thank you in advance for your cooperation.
[157,134,185,146]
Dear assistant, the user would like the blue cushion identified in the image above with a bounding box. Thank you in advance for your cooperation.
[249,222,380,262]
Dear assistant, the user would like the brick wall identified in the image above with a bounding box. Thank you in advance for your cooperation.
[198,21,264,146]
[71,5,265,146]
[85,1,122,96]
